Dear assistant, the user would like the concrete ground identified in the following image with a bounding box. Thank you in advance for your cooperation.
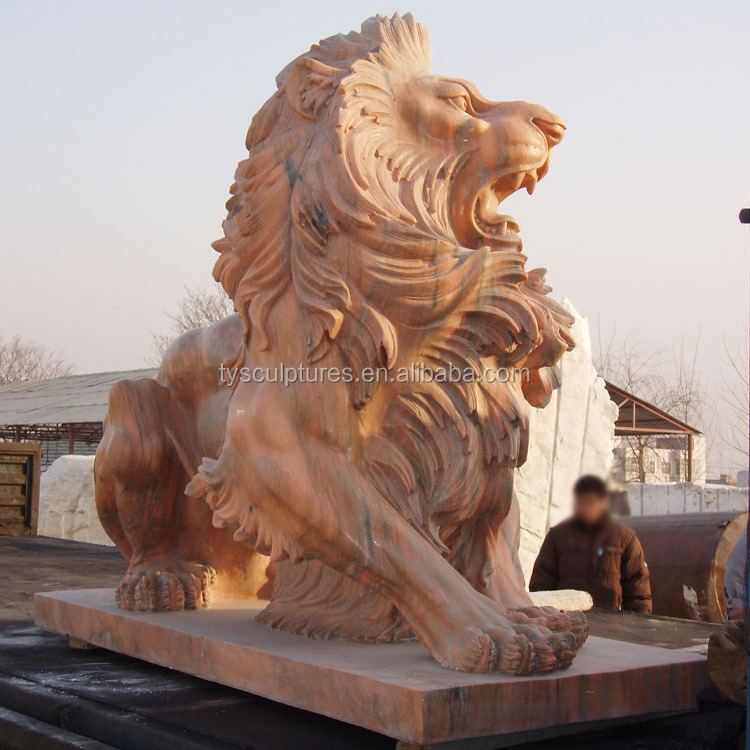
[0,536,127,621]
[0,536,744,749]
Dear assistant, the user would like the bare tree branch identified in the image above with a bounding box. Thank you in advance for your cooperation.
[0,336,75,385]
[148,284,234,365]
[719,334,749,461]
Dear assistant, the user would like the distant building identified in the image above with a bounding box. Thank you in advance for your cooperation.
[0,369,156,469]
[706,474,738,486]
[605,382,703,487]
[613,435,707,485]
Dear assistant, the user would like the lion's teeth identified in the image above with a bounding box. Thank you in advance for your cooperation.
[474,205,521,237]
[524,172,538,195]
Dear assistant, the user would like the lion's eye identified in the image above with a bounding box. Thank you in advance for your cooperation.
[447,95,469,112]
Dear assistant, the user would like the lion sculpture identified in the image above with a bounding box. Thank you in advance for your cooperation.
[95,13,587,675]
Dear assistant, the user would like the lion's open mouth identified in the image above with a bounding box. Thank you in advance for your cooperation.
[471,161,550,251]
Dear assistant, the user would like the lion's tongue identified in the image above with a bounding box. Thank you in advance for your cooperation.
[476,188,518,237]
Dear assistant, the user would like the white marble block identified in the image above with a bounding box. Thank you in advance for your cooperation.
[37,454,112,546]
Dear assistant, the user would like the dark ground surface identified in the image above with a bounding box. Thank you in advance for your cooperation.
[0,536,127,621]
[0,536,744,749]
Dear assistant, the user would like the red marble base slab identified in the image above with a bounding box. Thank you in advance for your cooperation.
[35,589,707,746]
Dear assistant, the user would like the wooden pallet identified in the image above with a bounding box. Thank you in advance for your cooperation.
[0,442,40,536]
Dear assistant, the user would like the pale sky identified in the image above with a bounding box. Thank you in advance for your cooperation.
[1,1,748,473]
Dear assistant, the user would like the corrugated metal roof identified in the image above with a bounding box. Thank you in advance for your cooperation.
[0,369,157,426]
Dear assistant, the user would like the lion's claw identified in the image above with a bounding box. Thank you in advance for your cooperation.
[509,606,588,651]
[116,562,216,612]
[441,627,497,673]
[495,632,535,676]
[549,630,577,669]
[440,626,540,675]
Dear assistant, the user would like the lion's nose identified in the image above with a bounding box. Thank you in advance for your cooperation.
[532,117,566,148]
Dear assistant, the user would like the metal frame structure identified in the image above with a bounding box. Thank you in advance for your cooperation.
[0,423,103,469]
[605,381,701,482]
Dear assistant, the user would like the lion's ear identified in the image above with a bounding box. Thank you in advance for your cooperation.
[278,56,340,119]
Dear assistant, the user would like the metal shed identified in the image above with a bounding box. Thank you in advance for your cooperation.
[605,381,702,482]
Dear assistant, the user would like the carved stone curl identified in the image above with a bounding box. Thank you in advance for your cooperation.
[95,13,587,674]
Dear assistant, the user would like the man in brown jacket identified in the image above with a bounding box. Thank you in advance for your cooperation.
[530,475,652,613]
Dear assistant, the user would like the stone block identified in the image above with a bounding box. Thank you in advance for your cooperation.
[37,456,112,546]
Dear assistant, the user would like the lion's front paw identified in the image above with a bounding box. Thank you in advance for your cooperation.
[441,597,583,675]
[116,560,217,612]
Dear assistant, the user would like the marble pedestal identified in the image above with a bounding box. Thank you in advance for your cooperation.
[35,589,707,748]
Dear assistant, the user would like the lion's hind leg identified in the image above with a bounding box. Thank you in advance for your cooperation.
[95,378,216,611]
